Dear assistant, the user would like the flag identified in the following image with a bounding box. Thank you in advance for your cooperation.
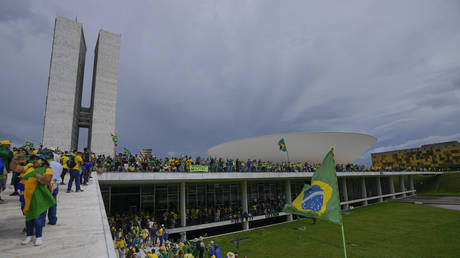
[25,141,34,148]
[111,133,118,143]
[21,166,56,221]
[123,148,131,155]
[278,138,287,152]
[283,149,342,225]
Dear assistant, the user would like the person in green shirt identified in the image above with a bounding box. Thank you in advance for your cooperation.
[0,140,13,203]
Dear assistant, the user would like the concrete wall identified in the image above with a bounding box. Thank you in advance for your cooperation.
[89,30,120,157]
[42,17,86,151]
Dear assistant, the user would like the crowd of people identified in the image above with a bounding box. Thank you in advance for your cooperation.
[156,199,285,228]
[75,151,368,173]
[109,211,245,258]
[0,140,99,247]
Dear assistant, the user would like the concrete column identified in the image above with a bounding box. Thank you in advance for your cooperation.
[285,180,293,221]
[139,185,142,210]
[361,177,368,205]
[180,182,186,227]
[388,176,395,199]
[241,180,249,230]
[341,178,349,210]
[399,176,406,198]
[376,176,383,202]
[108,186,112,215]
[408,175,415,195]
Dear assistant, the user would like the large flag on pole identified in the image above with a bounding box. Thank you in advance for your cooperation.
[283,148,342,225]
[278,138,287,152]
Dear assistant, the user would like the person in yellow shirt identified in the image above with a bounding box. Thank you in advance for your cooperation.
[117,237,126,258]
[10,153,54,246]
[60,151,69,185]
[66,150,83,193]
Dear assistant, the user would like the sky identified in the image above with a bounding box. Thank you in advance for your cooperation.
[1,0,460,166]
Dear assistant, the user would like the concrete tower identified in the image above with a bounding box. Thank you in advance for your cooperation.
[42,17,86,151]
[42,17,120,157]
[88,30,121,157]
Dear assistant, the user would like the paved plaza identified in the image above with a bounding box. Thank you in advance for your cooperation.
[0,176,115,258]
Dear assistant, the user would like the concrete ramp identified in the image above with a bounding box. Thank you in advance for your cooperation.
[0,176,115,258]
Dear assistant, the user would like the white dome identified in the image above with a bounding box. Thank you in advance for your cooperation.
[207,132,376,164]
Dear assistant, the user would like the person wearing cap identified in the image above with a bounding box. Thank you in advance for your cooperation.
[10,152,55,246]
[67,150,83,193]
[208,241,215,258]
[158,245,168,258]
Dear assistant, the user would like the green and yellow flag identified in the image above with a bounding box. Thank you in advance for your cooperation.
[111,134,118,143]
[278,138,287,152]
[283,149,342,225]
[22,167,56,221]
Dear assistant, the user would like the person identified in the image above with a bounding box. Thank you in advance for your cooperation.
[117,236,126,258]
[60,151,69,185]
[0,140,13,203]
[214,243,222,258]
[158,246,168,258]
[0,158,7,203]
[67,150,83,193]
[208,240,215,258]
[10,153,55,246]
[10,148,28,196]
[198,237,206,258]
[81,148,91,185]
[156,224,164,247]
[44,151,63,225]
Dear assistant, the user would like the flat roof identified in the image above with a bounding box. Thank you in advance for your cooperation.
[97,171,444,185]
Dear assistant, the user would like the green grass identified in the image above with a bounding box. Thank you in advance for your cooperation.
[206,202,460,258]
[413,172,460,196]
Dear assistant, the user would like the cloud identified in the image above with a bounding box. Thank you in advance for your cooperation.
[1,0,460,165]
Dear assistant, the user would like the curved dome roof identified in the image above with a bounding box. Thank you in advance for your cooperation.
[207,132,377,164]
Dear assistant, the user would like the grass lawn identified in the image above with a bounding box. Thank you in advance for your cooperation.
[206,202,460,258]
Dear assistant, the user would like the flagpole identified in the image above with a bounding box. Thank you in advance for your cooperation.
[286,148,290,164]
[341,223,348,258]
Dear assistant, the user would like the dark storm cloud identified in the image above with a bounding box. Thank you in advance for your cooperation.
[1,0,460,165]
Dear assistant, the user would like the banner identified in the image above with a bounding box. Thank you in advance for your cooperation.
[190,165,209,172]
[140,149,153,157]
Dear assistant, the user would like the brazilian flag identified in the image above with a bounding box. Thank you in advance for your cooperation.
[123,148,131,155]
[25,141,34,148]
[284,149,342,225]
[111,134,118,143]
[21,166,56,221]
[278,138,287,152]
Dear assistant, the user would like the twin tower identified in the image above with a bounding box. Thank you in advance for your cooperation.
[42,17,120,157]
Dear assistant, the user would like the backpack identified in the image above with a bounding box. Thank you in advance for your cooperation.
[67,155,76,169]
